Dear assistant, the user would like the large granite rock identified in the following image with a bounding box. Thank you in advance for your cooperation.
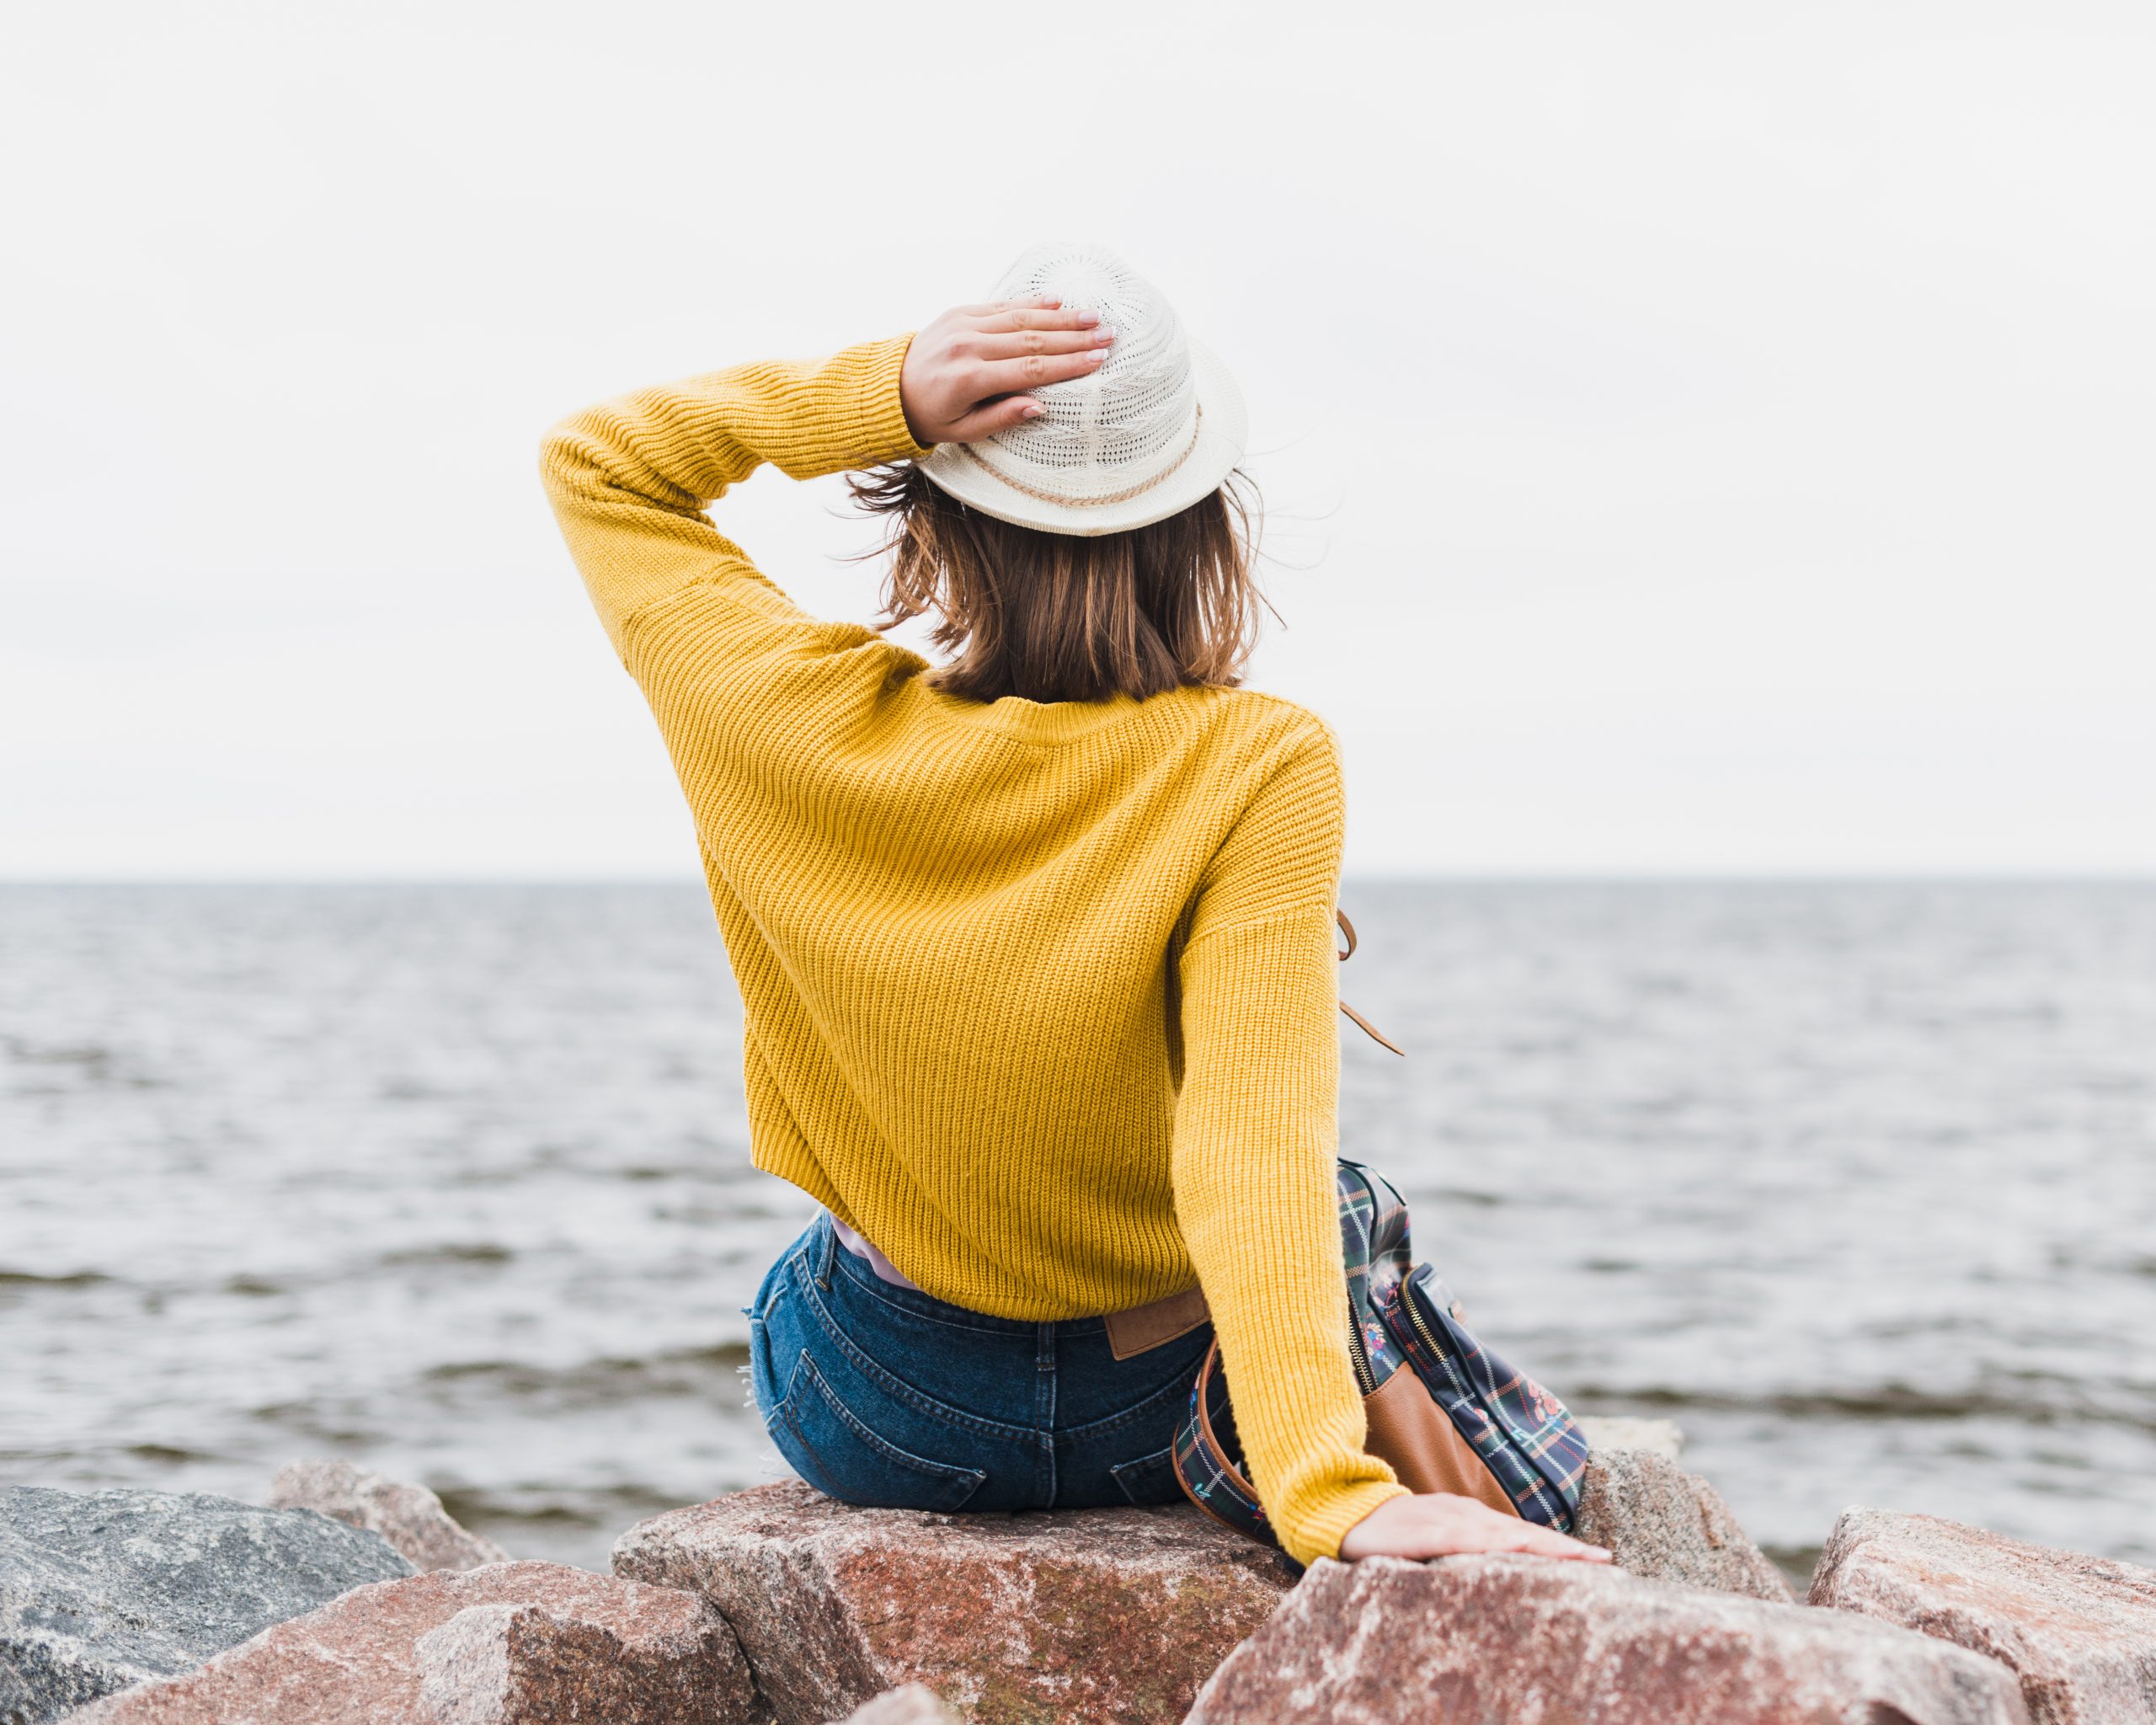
[1572,1445,1795,1601]
[611,1481,1296,1725]
[66,1561,755,1725]
[268,1462,509,1573]
[1810,1509,2156,1725]
[834,1687,963,1725]
[1186,1552,2033,1724]
[0,1486,414,1725]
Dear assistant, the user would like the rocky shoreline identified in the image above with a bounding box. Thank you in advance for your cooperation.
[5,1425,2152,1725]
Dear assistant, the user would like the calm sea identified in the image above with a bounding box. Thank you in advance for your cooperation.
[4,882,2153,1579]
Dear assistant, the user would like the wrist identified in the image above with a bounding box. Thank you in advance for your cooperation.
[1306,1481,1414,1566]
[856,333,936,467]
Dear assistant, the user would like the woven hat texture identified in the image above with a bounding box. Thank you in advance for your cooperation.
[919,243,1246,537]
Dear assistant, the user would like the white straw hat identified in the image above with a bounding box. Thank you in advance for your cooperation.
[919,243,1246,538]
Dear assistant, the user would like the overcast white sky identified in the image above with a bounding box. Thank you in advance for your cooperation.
[3,2,2150,878]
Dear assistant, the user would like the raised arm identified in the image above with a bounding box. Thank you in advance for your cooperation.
[537,300,1116,655]
[537,337,931,654]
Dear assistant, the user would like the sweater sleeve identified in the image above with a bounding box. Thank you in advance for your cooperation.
[536,335,934,654]
[1171,719,1411,1567]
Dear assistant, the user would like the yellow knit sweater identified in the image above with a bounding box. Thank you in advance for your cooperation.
[538,334,1407,1563]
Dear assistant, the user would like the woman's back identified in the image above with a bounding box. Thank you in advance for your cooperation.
[627,558,1345,1318]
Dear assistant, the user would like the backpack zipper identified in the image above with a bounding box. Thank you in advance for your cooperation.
[1347,1311,1376,1395]
[1398,1274,1449,1365]
[1341,1160,1382,1396]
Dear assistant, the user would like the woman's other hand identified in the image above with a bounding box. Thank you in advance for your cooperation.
[899,298,1114,446]
[1337,1493,1614,1564]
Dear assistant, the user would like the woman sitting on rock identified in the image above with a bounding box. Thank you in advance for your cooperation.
[539,243,1609,1572]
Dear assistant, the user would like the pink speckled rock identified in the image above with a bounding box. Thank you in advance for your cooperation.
[1184,1553,2032,1725]
[1572,1446,1794,1601]
[67,1561,755,1724]
[268,1461,510,1573]
[1810,1509,2156,1725]
[834,1686,962,1724]
[611,1481,1296,1725]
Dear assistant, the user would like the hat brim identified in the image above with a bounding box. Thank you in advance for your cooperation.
[915,338,1246,538]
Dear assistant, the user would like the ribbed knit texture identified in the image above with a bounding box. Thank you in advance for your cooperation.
[537,334,1408,1564]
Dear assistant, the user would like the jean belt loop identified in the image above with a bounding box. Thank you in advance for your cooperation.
[814,1211,837,1291]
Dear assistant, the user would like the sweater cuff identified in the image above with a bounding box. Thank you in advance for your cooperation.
[835,333,935,470]
[1282,1479,1413,1567]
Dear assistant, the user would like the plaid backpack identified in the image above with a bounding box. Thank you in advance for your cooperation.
[1171,1156,1591,1554]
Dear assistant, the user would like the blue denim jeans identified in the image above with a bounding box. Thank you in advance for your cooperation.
[746,1213,1213,1513]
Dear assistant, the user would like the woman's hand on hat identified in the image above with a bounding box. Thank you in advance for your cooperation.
[1337,1493,1614,1565]
[900,297,1113,446]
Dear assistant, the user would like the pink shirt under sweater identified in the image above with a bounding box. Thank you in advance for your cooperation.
[829,1211,923,1292]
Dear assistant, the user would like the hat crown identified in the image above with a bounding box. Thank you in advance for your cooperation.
[972,243,1201,505]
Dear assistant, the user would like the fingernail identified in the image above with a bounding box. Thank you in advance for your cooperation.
[1094,326,1115,344]
[1075,309,1100,325]
[1022,403,1045,419]
[1086,348,1107,364]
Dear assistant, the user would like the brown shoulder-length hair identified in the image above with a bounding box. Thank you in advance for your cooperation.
[846,463,1274,704]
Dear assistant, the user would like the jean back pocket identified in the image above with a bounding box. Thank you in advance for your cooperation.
[772,1351,986,1514]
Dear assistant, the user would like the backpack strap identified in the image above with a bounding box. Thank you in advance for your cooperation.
[1169,1337,1277,1547]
